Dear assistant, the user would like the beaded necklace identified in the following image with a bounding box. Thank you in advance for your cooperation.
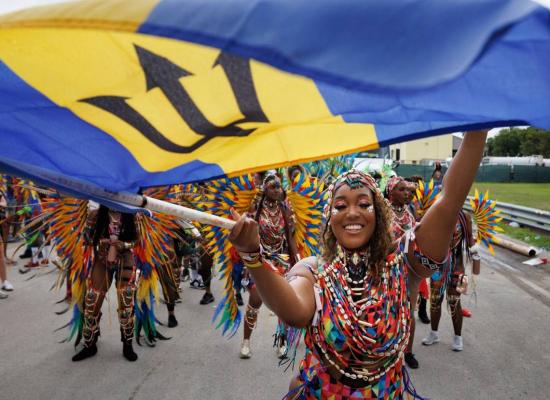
[259,201,286,253]
[306,246,410,383]
[391,203,415,240]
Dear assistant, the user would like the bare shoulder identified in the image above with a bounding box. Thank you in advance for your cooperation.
[288,256,318,284]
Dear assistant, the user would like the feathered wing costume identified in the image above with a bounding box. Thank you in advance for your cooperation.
[9,178,45,258]
[300,155,355,185]
[469,189,503,255]
[37,195,93,342]
[133,209,183,345]
[411,178,441,220]
[134,184,196,345]
[29,191,183,347]
[200,171,326,338]
[200,175,258,337]
[287,173,327,258]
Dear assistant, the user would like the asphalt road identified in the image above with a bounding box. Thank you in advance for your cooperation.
[1,242,549,400]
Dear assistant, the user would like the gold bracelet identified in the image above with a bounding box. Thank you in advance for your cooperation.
[242,260,264,269]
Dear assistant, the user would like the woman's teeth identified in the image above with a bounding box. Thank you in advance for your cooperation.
[344,224,363,231]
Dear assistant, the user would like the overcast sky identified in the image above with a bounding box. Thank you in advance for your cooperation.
[1,0,541,138]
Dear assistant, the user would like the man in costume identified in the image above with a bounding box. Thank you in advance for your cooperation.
[72,205,139,362]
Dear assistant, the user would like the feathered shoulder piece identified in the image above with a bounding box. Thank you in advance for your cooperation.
[201,174,258,337]
[12,178,42,213]
[411,178,441,220]
[39,194,92,342]
[134,186,191,344]
[287,171,327,258]
[469,189,503,255]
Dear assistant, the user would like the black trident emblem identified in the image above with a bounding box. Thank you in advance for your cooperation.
[80,45,269,153]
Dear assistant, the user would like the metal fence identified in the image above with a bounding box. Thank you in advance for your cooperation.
[394,164,550,183]
[463,197,550,233]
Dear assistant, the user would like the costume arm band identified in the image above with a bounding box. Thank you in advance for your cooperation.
[239,250,263,269]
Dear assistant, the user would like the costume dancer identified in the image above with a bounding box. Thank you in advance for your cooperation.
[72,205,139,361]
[386,175,422,369]
[0,188,13,298]
[406,176,435,326]
[0,180,16,266]
[200,170,325,359]
[240,174,298,359]
[422,210,477,351]
[229,131,486,399]
[31,191,181,358]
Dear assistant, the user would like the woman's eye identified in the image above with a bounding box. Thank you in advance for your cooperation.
[334,204,346,210]
[359,203,372,209]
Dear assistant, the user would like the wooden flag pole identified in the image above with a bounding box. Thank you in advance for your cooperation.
[141,195,236,230]
[0,160,236,229]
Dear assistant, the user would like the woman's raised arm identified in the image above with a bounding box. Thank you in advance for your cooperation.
[415,131,488,261]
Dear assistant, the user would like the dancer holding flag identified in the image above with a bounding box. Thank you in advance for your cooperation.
[228,131,487,399]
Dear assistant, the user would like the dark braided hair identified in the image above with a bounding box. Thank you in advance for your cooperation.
[92,205,137,246]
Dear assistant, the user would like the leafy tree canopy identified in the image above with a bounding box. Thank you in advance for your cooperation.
[487,127,550,157]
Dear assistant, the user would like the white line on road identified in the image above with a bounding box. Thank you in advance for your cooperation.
[482,252,521,274]
[516,276,550,299]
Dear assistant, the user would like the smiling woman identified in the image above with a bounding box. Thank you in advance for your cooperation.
[322,172,392,276]
[229,131,488,399]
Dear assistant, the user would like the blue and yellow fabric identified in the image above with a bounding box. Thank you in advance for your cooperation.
[0,0,549,194]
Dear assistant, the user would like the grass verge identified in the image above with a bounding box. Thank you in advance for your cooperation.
[470,183,550,211]
[498,222,550,249]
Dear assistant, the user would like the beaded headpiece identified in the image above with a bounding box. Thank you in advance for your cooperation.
[385,176,405,199]
[323,169,378,220]
[262,173,280,187]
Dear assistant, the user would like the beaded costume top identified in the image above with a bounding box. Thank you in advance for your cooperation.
[297,248,410,398]
[290,170,413,399]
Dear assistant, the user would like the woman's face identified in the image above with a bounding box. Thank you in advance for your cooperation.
[265,178,283,201]
[330,185,376,250]
[390,181,412,206]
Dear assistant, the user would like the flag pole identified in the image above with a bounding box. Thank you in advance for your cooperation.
[141,195,235,230]
[0,160,236,230]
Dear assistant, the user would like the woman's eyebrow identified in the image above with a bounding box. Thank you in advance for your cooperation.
[334,193,371,200]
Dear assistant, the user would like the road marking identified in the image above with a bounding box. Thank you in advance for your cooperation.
[478,247,550,308]
[481,252,520,274]
[516,276,550,299]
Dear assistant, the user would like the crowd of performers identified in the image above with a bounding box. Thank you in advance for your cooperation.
[1,130,504,398]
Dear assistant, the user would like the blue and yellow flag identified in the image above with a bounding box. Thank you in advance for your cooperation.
[0,0,549,194]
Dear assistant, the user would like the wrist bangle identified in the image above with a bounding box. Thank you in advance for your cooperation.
[239,250,261,263]
[243,260,264,269]
[239,250,263,269]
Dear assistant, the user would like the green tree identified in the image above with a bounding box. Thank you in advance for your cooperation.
[519,127,550,157]
[487,128,523,156]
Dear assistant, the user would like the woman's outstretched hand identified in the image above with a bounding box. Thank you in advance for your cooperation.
[229,208,260,253]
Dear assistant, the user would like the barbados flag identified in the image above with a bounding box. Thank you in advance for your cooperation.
[0,0,549,194]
